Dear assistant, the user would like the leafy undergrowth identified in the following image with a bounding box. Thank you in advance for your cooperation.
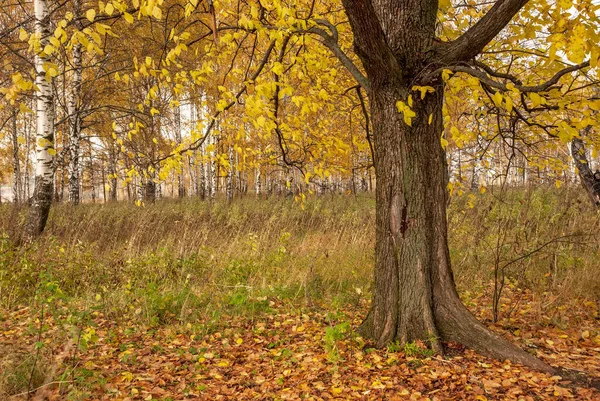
[1,288,598,401]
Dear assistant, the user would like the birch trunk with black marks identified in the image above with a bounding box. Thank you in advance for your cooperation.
[108,145,118,201]
[24,0,54,241]
[11,111,22,203]
[67,0,83,205]
[342,0,553,372]
[89,146,96,202]
[571,136,600,207]
[227,145,234,202]
[255,166,261,196]
[174,104,185,198]
[209,135,217,199]
[188,154,197,196]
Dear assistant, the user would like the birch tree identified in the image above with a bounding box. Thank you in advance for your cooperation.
[11,111,22,203]
[67,0,83,205]
[24,0,55,241]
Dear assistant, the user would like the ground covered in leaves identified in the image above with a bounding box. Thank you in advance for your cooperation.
[1,288,599,401]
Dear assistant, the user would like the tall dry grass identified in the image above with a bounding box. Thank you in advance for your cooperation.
[0,188,599,320]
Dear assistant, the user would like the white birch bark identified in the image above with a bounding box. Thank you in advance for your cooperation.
[227,145,234,201]
[25,0,55,240]
[108,144,118,201]
[11,111,22,203]
[67,0,83,204]
[255,166,261,196]
[24,111,31,199]
[200,147,207,199]
[209,135,217,199]
[174,104,185,198]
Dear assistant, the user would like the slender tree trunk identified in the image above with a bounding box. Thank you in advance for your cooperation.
[227,145,234,202]
[142,175,156,203]
[199,149,206,200]
[89,145,96,203]
[67,43,82,204]
[101,163,106,203]
[109,146,118,201]
[343,0,552,373]
[571,136,600,207]
[11,111,22,203]
[189,154,197,196]
[24,111,31,200]
[24,0,54,241]
[174,104,185,198]
[209,136,217,199]
[255,166,261,196]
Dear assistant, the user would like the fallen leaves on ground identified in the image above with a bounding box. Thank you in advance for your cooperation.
[1,288,599,400]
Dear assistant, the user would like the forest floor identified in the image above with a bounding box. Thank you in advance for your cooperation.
[2,191,600,400]
[1,286,599,400]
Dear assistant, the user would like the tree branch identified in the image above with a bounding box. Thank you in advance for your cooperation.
[341,0,401,87]
[441,61,590,93]
[438,0,529,64]
[307,20,370,91]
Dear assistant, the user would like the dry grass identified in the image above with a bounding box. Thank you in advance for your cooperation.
[0,187,599,317]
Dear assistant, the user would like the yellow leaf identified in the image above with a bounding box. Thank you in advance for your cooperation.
[505,96,513,113]
[371,381,385,389]
[121,371,134,382]
[529,92,542,107]
[19,28,28,41]
[396,100,416,127]
[43,44,54,55]
[19,103,32,114]
[123,12,134,24]
[152,6,162,20]
[331,386,343,395]
[86,9,96,22]
[492,92,503,108]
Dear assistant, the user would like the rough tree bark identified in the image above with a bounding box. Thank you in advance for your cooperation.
[341,0,553,372]
[571,135,600,207]
[24,0,54,241]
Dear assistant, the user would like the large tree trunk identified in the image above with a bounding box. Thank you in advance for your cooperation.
[342,0,553,372]
[24,0,54,241]
[359,79,552,372]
